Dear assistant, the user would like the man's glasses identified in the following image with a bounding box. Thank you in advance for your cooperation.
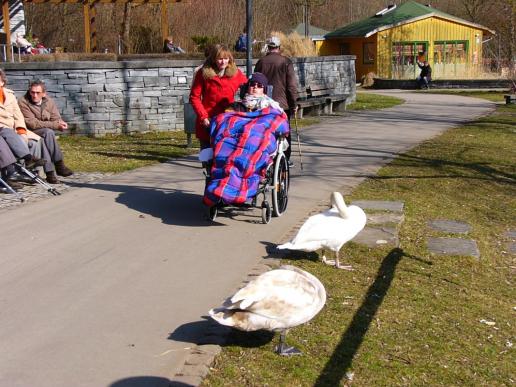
[249,82,264,88]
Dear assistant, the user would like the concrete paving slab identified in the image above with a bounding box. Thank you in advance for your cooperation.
[353,226,399,247]
[505,230,516,238]
[351,200,404,212]
[367,212,404,225]
[427,237,480,258]
[0,91,494,387]
[428,219,471,234]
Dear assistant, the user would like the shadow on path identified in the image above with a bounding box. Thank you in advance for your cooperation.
[66,181,213,227]
[168,317,274,348]
[109,376,174,387]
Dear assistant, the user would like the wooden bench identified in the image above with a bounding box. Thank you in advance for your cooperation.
[504,94,516,104]
[296,82,349,118]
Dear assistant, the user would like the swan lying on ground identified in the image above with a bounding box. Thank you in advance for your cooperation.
[277,192,366,270]
[209,265,326,355]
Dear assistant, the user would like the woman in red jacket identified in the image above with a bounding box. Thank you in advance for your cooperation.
[189,45,247,149]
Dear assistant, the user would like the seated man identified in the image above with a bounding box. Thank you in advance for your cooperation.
[203,72,289,206]
[0,70,47,178]
[18,79,73,178]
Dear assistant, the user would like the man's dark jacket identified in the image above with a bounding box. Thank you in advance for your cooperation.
[255,52,298,112]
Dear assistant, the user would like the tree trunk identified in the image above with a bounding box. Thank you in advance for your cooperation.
[122,3,131,54]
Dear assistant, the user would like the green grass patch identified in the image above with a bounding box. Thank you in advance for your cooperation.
[59,131,194,173]
[425,89,508,102]
[203,100,515,385]
[346,92,404,110]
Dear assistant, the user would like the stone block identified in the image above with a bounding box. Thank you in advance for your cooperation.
[352,226,398,248]
[82,83,105,92]
[158,68,176,76]
[162,89,186,96]
[128,100,151,109]
[105,70,123,79]
[427,237,480,258]
[507,242,516,255]
[105,83,127,92]
[87,73,106,83]
[158,77,171,86]
[84,113,108,121]
[428,220,471,234]
[129,70,158,77]
[159,96,179,105]
[63,84,81,92]
[110,113,125,121]
[351,200,404,212]
[367,213,404,225]
[143,77,161,87]
[143,90,162,97]
[505,230,516,238]
[67,72,88,79]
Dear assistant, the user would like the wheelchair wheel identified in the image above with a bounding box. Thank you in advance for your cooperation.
[272,152,289,217]
[261,201,272,224]
[208,205,218,221]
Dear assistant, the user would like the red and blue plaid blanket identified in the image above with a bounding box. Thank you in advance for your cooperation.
[203,107,290,206]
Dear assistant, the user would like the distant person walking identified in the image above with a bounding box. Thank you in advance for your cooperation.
[255,36,298,163]
[416,60,432,89]
[189,45,247,149]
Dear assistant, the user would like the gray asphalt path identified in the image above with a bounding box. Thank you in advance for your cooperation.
[0,91,493,387]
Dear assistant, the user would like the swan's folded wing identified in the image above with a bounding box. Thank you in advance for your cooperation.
[229,269,303,311]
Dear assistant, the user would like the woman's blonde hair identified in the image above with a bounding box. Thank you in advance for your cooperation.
[206,45,234,69]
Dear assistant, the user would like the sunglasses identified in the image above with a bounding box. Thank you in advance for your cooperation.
[249,81,264,88]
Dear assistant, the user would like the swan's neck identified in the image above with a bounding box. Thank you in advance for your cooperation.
[331,192,349,218]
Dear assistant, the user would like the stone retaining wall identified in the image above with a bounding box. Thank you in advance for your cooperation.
[2,55,355,136]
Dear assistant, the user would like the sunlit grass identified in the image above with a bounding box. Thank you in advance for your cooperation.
[203,98,516,386]
[346,92,404,110]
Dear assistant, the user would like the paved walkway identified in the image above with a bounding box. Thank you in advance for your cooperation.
[0,92,494,387]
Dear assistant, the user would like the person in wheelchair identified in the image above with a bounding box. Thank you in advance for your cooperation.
[228,72,283,113]
[203,72,290,217]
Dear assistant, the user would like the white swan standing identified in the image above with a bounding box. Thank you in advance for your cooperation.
[209,265,326,355]
[277,192,366,270]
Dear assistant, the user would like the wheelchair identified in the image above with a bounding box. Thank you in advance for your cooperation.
[204,135,290,224]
